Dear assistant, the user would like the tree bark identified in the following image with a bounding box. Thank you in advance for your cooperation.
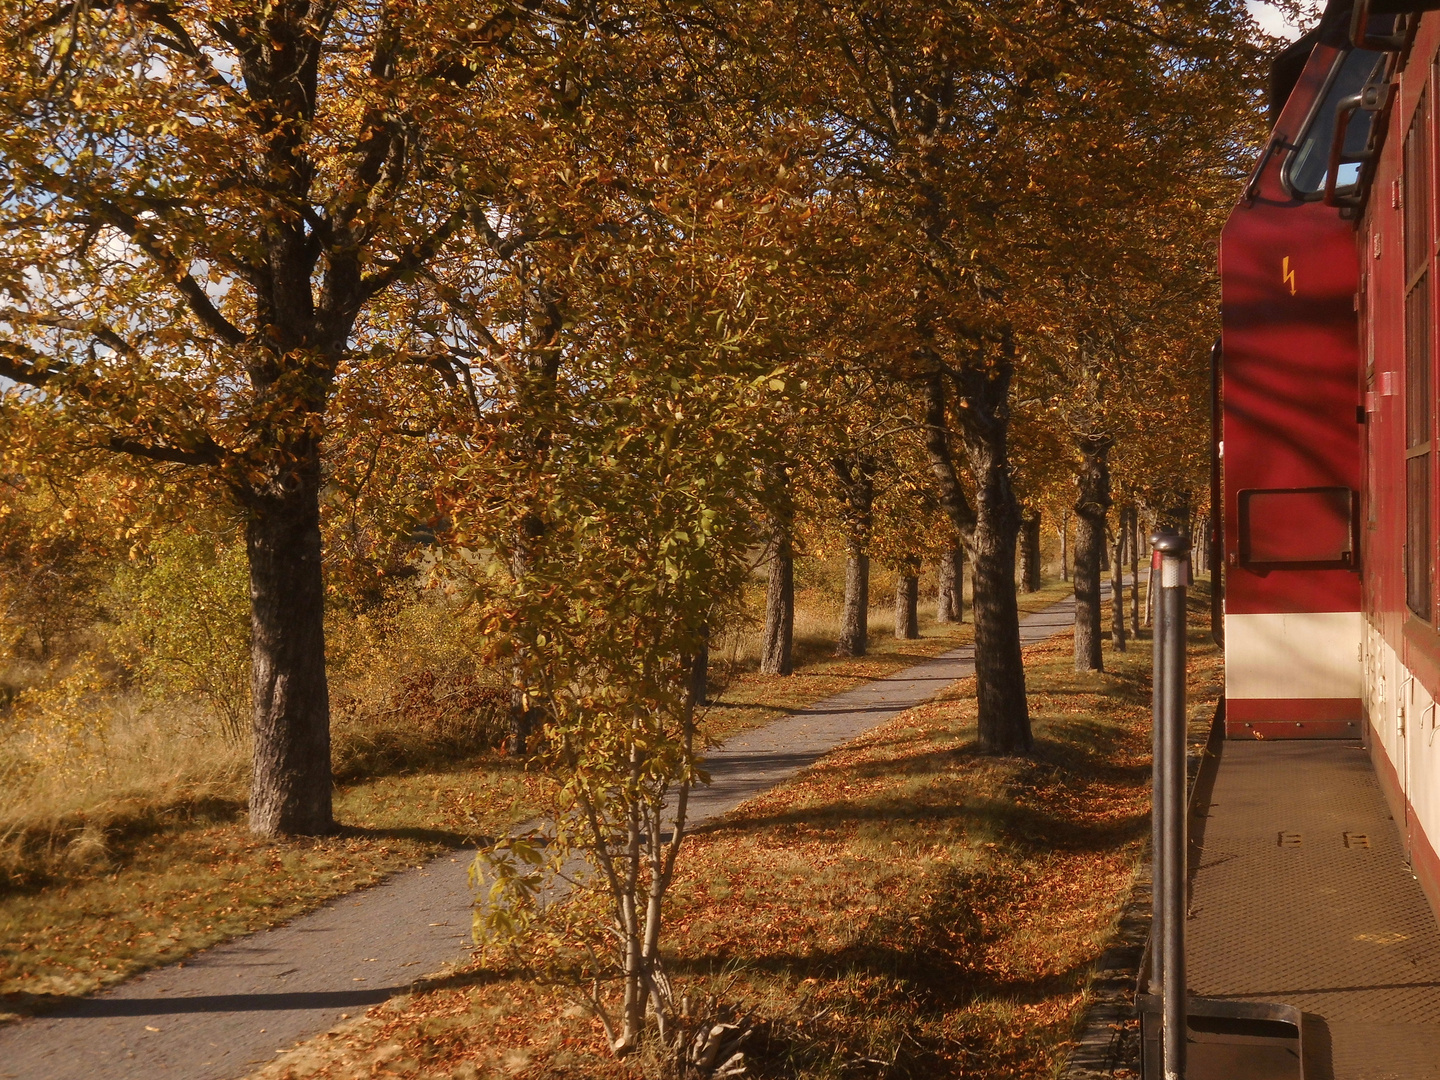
[690,629,709,706]
[760,466,795,676]
[936,551,955,624]
[936,545,964,623]
[1073,434,1112,672]
[1059,511,1070,582]
[508,513,546,756]
[952,546,965,622]
[836,545,870,657]
[760,536,794,675]
[832,455,875,658]
[1110,515,1127,652]
[1018,512,1042,593]
[966,454,1029,751]
[1129,506,1141,633]
[894,569,919,639]
[246,447,334,836]
[921,348,1030,754]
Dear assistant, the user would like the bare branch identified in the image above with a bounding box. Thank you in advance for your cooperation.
[359,209,466,300]
[106,435,225,467]
[0,343,65,387]
[0,310,139,359]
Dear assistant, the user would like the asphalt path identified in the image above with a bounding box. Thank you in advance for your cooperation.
[0,593,1082,1080]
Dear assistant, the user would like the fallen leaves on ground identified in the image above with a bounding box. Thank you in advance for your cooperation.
[247,590,1220,1080]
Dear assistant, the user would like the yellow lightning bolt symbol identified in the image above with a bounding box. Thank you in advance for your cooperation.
[1282,256,1297,296]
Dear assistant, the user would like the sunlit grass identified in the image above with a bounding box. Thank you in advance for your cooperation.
[244,581,1220,1080]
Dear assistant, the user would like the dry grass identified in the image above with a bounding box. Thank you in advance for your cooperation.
[0,562,1074,1026]
[0,735,543,1022]
[0,595,534,1021]
[243,581,1219,1080]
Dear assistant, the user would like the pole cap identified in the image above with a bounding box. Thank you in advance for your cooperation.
[1151,528,1190,555]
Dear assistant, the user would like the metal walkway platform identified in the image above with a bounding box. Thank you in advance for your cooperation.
[1189,740,1440,1079]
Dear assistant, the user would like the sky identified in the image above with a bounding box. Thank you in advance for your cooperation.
[1247,1,1316,42]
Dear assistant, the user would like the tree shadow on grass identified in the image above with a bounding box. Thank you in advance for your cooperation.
[668,862,1100,1078]
[692,704,1151,864]
[332,823,488,848]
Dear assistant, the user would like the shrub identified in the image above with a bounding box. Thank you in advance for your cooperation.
[109,531,251,742]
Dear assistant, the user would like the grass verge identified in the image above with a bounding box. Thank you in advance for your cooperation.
[0,576,1073,1024]
[243,582,1218,1080]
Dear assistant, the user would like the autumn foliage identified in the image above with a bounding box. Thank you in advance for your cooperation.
[0,0,1267,1068]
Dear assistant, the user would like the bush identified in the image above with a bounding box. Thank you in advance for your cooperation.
[109,531,251,742]
[327,589,510,778]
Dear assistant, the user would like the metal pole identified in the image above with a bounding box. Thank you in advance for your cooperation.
[1150,543,1165,994]
[1153,529,1190,1080]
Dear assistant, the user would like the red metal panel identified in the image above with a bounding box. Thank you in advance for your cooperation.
[1226,697,1364,722]
[1220,40,1363,621]
[1364,22,1440,693]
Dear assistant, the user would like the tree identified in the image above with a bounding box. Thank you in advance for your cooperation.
[409,8,811,1054]
[751,1,1259,752]
[0,0,575,834]
[935,544,964,624]
[454,142,800,1059]
[1018,511,1043,593]
[831,452,876,658]
[759,463,796,676]
[1073,433,1113,671]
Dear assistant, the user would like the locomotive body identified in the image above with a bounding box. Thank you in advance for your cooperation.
[1220,1,1440,921]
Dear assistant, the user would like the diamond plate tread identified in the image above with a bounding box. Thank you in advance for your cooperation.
[1188,740,1440,1078]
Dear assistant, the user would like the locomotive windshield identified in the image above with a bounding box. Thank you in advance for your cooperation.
[1284,48,1383,197]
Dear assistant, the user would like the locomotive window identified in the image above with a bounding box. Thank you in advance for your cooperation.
[1238,488,1356,570]
[1405,90,1432,620]
[1284,48,1383,198]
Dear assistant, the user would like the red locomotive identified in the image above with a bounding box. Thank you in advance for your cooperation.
[1220,0,1440,925]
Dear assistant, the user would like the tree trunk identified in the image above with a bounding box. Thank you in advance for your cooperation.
[955,547,965,622]
[508,514,545,756]
[836,545,869,657]
[832,455,875,658]
[936,550,955,624]
[894,570,919,639]
[1110,516,1127,652]
[921,352,1030,754]
[1073,434,1112,673]
[246,450,334,837]
[1018,512,1042,593]
[690,629,709,706]
[936,545,964,623]
[760,534,794,675]
[967,460,1029,752]
[1129,506,1140,634]
[1059,511,1070,582]
[1145,543,1156,627]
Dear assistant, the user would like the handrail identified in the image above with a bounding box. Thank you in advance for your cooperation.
[1325,93,1365,207]
[1350,2,1410,52]
[1242,132,1285,205]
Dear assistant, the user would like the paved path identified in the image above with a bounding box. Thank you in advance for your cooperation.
[0,595,1080,1080]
